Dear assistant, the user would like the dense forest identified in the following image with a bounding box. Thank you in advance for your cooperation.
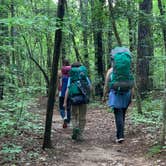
[0,0,166,165]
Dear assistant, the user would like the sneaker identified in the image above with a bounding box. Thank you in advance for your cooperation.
[63,119,68,128]
[116,138,124,143]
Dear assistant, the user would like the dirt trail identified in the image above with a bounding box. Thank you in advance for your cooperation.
[50,106,154,166]
[1,99,165,166]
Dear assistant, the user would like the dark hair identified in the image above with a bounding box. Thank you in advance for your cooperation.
[62,59,70,66]
[71,62,81,67]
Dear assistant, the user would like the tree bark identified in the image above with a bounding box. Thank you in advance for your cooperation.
[80,0,89,69]
[43,0,65,149]
[127,1,137,52]
[136,0,154,99]
[158,0,166,145]
[65,2,83,63]
[0,0,8,100]
[108,0,122,47]
[10,0,15,65]
[158,0,166,50]
[46,33,52,74]
[22,35,49,92]
[91,0,104,97]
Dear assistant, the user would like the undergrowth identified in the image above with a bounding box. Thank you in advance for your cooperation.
[131,98,163,126]
[0,86,45,162]
[131,97,165,156]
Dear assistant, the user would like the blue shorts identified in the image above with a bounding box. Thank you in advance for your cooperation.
[108,90,131,109]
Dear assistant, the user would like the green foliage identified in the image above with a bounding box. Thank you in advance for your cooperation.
[131,98,163,125]
[0,86,44,137]
[147,145,163,156]
[89,101,104,109]
[1,144,22,154]
[1,143,22,161]
[27,151,39,159]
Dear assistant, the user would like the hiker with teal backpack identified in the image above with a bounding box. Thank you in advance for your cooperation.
[103,47,134,143]
[63,62,91,141]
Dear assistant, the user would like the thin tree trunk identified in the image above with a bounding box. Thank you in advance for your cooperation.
[158,0,166,50]
[46,33,52,74]
[71,30,82,62]
[127,1,137,52]
[108,0,122,46]
[91,0,104,97]
[106,2,113,69]
[80,0,89,68]
[43,0,65,149]
[107,29,113,69]
[10,0,15,64]
[0,0,8,100]
[61,33,66,61]
[158,0,166,145]
[46,0,53,75]
[162,83,166,145]
[107,3,113,69]
[22,35,49,92]
[136,0,153,99]
[65,2,83,63]
[127,1,142,113]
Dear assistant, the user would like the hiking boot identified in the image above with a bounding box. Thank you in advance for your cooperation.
[63,119,68,128]
[72,128,80,140]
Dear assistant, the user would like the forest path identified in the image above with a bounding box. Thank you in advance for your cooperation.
[50,105,153,166]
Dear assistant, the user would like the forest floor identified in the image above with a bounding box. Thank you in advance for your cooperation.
[0,96,166,166]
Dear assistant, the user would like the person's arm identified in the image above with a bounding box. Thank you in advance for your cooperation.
[131,87,134,101]
[86,77,92,91]
[63,77,70,108]
[63,88,69,108]
[55,70,61,99]
[103,68,113,102]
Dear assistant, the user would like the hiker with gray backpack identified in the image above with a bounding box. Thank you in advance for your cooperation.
[103,47,134,143]
[63,62,91,141]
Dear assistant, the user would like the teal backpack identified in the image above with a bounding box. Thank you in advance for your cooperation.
[68,65,90,104]
[109,47,134,91]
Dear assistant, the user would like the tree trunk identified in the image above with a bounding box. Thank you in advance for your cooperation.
[80,0,89,69]
[61,33,66,61]
[158,0,166,50]
[127,1,137,52]
[107,30,113,69]
[43,0,65,149]
[10,0,15,65]
[108,0,122,47]
[0,0,8,100]
[158,0,166,145]
[161,86,166,145]
[46,0,53,74]
[71,30,82,62]
[136,0,153,99]
[22,35,49,93]
[46,33,52,74]
[91,0,104,97]
[65,2,83,63]
[107,2,113,69]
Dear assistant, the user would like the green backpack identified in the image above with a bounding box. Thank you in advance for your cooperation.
[109,47,134,91]
[69,65,90,104]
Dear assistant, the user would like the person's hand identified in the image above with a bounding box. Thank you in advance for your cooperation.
[102,96,106,103]
[63,101,67,108]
